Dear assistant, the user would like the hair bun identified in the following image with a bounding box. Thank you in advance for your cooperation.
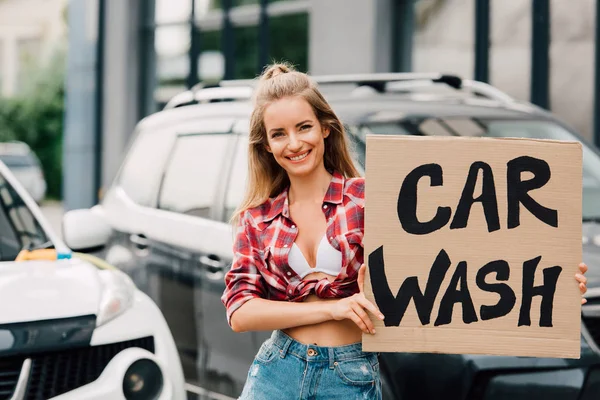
[261,63,294,81]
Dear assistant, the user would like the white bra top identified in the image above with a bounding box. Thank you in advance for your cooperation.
[287,235,343,278]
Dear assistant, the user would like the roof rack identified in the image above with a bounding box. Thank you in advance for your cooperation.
[163,84,253,109]
[164,72,516,110]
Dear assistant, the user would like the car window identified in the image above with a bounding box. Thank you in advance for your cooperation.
[224,136,249,221]
[117,127,174,207]
[0,154,37,168]
[483,119,600,220]
[0,172,48,260]
[158,133,233,219]
[346,123,411,168]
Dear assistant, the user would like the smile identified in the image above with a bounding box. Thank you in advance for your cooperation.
[287,150,311,162]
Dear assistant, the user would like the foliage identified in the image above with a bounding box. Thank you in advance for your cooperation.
[0,51,65,200]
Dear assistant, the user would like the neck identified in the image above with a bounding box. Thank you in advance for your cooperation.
[288,166,332,205]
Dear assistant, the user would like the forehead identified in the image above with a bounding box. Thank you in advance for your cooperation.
[263,96,317,128]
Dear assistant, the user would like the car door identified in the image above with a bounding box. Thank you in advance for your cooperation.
[101,117,255,398]
[100,122,178,307]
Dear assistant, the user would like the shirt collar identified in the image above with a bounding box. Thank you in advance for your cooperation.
[265,171,345,222]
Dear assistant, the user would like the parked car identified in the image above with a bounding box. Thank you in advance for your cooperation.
[63,73,600,400]
[0,159,186,399]
[0,141,46,203]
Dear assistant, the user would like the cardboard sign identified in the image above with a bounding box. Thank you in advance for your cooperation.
[362,135,582,359]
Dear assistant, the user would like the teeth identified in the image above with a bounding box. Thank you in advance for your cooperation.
[290,152,309,161]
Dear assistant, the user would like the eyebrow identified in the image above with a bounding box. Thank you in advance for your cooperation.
[268,120,313,135]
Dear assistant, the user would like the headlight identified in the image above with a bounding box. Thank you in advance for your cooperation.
[97,269,135,327]
[122,359,163,400]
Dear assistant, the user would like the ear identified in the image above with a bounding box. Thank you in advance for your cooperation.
[264,144,272,153]
[323,125,331,139]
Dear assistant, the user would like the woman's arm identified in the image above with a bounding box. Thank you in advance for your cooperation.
[230,297,335,332]
[230,265,384,333]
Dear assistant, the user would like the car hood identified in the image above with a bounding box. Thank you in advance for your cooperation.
[0,258,101,324]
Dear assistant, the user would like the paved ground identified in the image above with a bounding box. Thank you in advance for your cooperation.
[40,200,64,237]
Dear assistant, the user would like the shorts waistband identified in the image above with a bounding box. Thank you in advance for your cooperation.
[270,330,370,364]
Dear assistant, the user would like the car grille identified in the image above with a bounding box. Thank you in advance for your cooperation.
[0,336,154,400]
[0,356,24,400]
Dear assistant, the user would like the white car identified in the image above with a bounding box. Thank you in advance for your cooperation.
[0,160,186,400]
[0,141,47,203]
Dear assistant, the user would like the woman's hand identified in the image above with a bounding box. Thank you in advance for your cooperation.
[576,262,589,305]
[329,264,385,334]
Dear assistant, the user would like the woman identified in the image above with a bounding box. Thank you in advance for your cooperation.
[221,63,589,400]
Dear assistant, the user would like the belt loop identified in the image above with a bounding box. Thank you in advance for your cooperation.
[280,335,292,359]
[328,348,335,369]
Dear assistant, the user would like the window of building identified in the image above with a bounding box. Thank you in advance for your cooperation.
[155,0,192,24]
[233,25,258,79]
[145,0,309,113]
[269,12,308,72]
[0,40,4,95]
[155,25,191,93]
[158,133,233,219]
[16,37,42,93]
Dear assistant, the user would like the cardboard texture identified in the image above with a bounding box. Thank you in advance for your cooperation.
[362,135,582,359]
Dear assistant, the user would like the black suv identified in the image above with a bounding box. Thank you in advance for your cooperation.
[63,73,600,399]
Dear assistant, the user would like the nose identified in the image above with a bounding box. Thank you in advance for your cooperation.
[288,132,302,152]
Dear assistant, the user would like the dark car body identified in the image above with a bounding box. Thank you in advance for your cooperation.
[95,76,600,399]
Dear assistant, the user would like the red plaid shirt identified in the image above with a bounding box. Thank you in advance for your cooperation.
[221,171,365,325]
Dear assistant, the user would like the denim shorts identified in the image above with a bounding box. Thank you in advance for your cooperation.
[239,330,382,400]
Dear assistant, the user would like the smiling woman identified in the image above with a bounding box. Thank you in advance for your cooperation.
[221,63,383,399]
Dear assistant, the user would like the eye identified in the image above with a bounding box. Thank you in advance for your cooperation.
[271,131,284,138]
[300,124,312,131]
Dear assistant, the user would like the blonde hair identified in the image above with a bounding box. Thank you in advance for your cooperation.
[232,62,360,223]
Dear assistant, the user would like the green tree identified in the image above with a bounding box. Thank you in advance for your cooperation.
[0,51,65,200]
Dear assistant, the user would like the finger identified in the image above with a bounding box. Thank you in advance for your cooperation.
[351,302,375,334]
[582,298,588,305]
[580,282,588,294]
[357,264,366,293]
[356,295,385,320]
[579,263,588,275]
[576,274,587,285]
[348,310,369,333]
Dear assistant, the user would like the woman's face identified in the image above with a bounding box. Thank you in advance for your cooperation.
[263,96,329,179]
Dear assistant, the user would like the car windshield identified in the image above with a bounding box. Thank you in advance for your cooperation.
[0,170,49,261]
[348,118,600,221]
[0,154,37,168]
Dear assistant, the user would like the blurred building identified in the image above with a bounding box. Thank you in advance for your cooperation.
[64,0,600,210]
[0,0,67,97]
[64,0,437,210]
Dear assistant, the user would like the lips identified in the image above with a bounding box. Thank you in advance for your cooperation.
[286,150,311,162]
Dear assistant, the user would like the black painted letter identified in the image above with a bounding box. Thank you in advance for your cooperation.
[397,164,452,235]
[476,260,516,320]
[450,162,501,232]
[369,246,452,326]
[518,256,562,327]
[434,261,478,326]
[507,156,558,229]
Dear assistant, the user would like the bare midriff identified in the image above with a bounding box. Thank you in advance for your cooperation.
[282,271,362,347]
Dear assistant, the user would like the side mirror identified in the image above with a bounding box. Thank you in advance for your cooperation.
[62,208,112,252]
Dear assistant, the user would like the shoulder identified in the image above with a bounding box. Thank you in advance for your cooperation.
[343,176,364,208]
[239,197,279,229]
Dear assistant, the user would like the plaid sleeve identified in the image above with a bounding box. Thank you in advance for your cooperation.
[221,210,267,327]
